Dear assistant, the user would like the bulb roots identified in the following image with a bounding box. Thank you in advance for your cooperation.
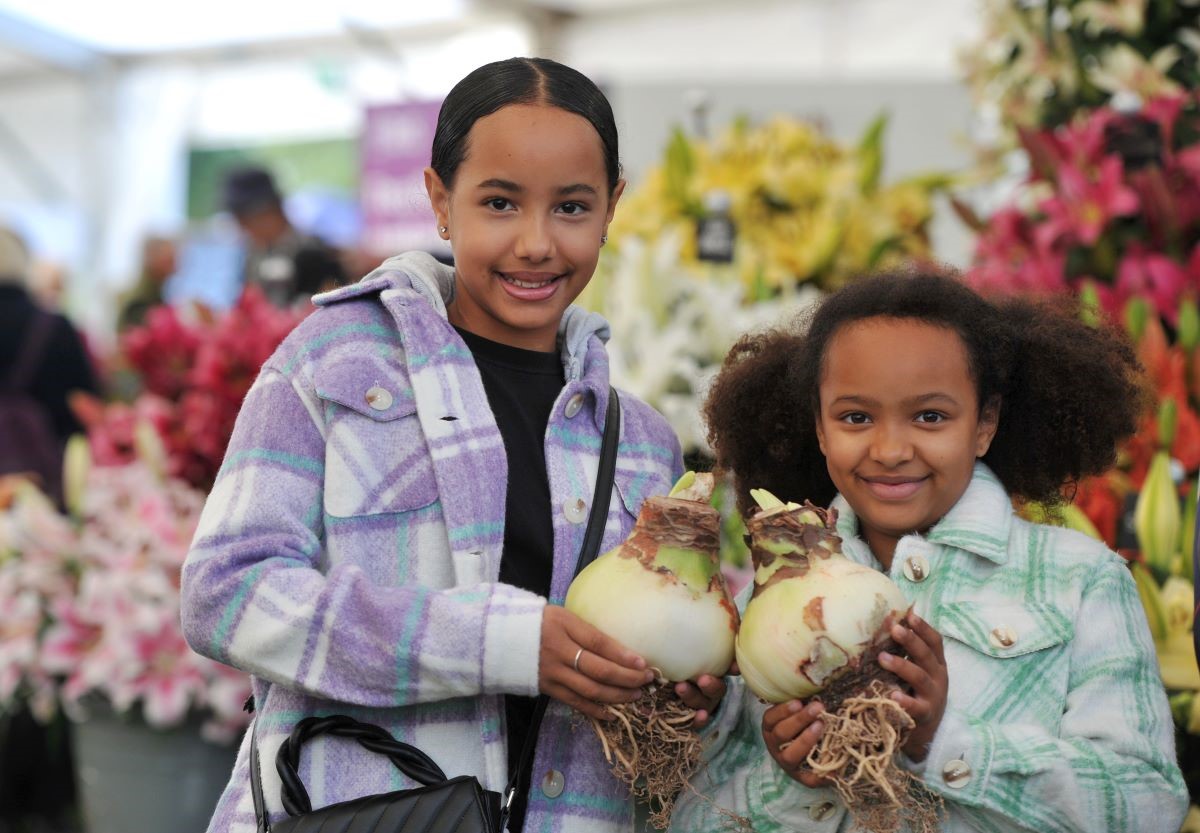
[805,679,943,833]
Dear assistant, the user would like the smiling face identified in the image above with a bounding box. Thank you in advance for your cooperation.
[814,317,999,568]
[424,103,623,351]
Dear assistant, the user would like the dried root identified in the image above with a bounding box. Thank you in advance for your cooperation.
[588,682,705,829]
[805,680,943,833]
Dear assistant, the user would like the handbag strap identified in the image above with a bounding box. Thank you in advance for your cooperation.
[250,387,622,831]
[500,387,620,820]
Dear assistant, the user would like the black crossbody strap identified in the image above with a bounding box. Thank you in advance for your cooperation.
[250,387,622,831]
[501,387,620,821]
[250,713,269,833]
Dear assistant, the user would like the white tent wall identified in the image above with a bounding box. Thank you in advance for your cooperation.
[0,0,984,330]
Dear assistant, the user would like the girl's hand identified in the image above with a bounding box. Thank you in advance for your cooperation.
[879,610,948,762]
[761,700,833,787]
[674,675,726,728]
[539,605,655,721]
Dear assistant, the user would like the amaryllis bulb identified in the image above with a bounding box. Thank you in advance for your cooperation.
[565,472,737,682]
[735,495,909,703]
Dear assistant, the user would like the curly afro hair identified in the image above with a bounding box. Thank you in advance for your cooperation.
[703,269,1148,517]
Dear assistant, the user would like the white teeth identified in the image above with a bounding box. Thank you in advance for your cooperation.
[503,274,555,289]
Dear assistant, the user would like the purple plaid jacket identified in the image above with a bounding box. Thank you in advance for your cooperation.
[181,252,683,833]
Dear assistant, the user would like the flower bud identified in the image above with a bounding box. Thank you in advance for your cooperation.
[1159,399,1179,450]
[1132,562,1167,642]
[134,420,168,481]
[1179,298,1200,352]
[1135,450,1182,579]
[63,435,91,519]
[1079,282,1102,329]
[1125,296,1150,343]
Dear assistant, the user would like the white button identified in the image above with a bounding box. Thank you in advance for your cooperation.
[564,393,585,419]
[541,769,565,798]
[902,554,930,583]
[942,758,972,788]
[564,498,588,524]
[989,625,1018,649]
[808,801,836,821]
[365,386,393,411]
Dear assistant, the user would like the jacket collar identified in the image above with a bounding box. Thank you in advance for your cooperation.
[831,462,1012,566]
[313,251,610,382]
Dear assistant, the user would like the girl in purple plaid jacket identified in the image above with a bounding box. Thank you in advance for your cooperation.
[181,58,724,833]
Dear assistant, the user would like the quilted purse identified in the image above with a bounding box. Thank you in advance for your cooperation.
[250,389,622,833]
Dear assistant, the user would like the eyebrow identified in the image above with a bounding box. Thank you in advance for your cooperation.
[829,393,960,407]
[475,178,599,197]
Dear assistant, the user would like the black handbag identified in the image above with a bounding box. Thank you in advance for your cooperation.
[250,388,622,833]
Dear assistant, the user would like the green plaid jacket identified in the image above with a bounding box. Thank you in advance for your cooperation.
[671,464,1187,832]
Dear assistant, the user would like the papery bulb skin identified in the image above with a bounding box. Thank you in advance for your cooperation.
[735,500,909,704]
[566,479,738,682]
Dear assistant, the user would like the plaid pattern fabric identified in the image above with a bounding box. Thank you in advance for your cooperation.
[180,254,683,833]
[671,463,1188,832]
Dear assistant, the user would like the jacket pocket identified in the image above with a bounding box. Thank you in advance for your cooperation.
[315,358,438,518]
[936,600,1074,659]
[936,600,1075,774]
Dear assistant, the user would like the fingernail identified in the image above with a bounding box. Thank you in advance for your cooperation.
[879,651,894,664]
[809,721,823,737]
[808,703,824,716]
[788,701,803,713]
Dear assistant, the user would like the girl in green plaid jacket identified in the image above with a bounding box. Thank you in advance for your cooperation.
[675,270,1188,832]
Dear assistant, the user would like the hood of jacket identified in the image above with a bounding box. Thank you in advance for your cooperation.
[315,251,610,382]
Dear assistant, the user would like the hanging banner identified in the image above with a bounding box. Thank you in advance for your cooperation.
[360,100,443,258]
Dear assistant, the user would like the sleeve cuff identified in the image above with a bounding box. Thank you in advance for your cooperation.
[481,587,546,697]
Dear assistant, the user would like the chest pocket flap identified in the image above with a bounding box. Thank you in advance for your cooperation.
[936,600,1074,659]
[314,355,438,517]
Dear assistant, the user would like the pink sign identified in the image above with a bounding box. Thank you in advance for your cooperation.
[361,100,443,257]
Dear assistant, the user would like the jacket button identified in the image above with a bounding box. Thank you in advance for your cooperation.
[564,498,588,524]
[902,554,929,583]
[808,801,836,821]
[541,769,565,798]
[564,393,585,419]
[942,758,972,788]
[989,625,1018,649]
[365,386,393,411]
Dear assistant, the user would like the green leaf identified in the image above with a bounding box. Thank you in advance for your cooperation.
[663,126,698,216]
[856,112,889,195]
[1133,562,1169,642]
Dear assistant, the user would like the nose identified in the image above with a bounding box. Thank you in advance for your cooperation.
[514,213,554,263]
[869,422,913,467]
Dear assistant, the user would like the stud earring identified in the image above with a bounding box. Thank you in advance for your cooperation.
[600,235,608,245]
[439,226,448,235]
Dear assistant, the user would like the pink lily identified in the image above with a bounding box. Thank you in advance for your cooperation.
[1116,247,1189,323]
[1040,156,1140,246]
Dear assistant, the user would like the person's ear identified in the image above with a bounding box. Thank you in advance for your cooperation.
[424,167,450,237]
[976,396,1000,457]
[815,412,828,457]
[603,178,626,232]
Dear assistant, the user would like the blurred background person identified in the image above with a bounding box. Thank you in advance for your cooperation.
[0,223,94,833]
[0,225,98,501]
[221,165,347,308]
[116,233,178,331]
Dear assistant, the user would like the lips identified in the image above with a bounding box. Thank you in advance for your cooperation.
[496,270,564,301]
[859,475,927,501]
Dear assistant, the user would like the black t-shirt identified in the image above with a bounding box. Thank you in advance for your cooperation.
[455,327,563,832]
